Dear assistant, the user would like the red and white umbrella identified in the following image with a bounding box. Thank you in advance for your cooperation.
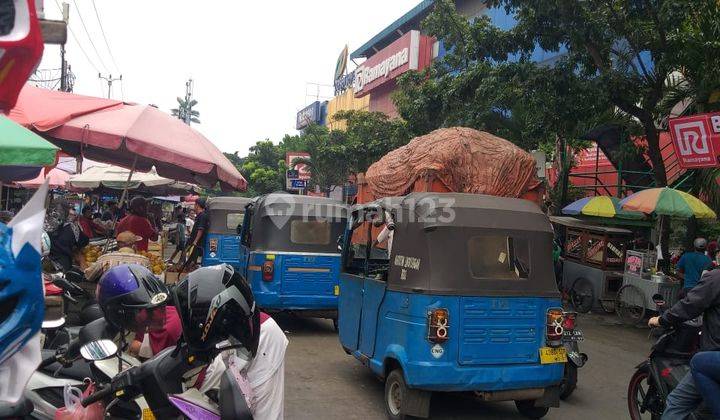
[46,104,246,191]
[8,84,122,131]
[16,167,70,189]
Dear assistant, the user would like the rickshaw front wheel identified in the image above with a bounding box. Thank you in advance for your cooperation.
[515,400,549,419]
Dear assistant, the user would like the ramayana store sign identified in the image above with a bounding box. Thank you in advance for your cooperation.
[353,30,434,97]
[669,112,720,168]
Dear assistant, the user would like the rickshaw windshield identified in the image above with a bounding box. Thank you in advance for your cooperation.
[468,235,530,279]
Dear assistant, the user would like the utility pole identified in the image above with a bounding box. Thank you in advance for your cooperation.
[98,73,122,99]
[59,2,69,91]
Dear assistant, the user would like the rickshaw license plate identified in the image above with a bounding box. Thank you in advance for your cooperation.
[539,347,567,364]
[142,408,156,420]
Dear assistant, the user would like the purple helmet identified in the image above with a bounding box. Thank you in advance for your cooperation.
[97,264,169,330]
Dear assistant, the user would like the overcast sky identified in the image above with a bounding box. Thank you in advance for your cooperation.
[37,1,420,156]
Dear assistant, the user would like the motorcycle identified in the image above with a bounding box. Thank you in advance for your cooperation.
[78,338,253,419]
[627,294,707,420]
[41,271,102,349]
[26,318,150,419]
[559,311,588,400]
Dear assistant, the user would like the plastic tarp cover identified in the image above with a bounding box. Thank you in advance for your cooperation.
[365,127,541,199]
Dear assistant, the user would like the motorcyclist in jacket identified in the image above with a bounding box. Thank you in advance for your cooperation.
[648,268,720,419]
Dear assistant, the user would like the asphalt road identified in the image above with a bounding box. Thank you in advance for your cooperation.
[279,312,651,420]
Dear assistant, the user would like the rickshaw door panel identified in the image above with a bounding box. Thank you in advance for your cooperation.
[239,244,250,276]
[358,278,386,357]
[339,273,364,351]
[457,297,543,365]
[280,254,338,296]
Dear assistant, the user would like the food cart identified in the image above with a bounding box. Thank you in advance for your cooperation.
[617,249,681,325]
[550,216,633,313]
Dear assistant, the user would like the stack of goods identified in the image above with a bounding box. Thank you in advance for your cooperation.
[82,245,102,265]
[137,250,166,275]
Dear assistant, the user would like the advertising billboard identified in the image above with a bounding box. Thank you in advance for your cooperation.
[286,152,311,190]
[669,112,720,168]
[353,30,434,98]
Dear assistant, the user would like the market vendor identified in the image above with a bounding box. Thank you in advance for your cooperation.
[79,207,107,238]
[85,231,148,282]
[677,238,713,292]
[101,199,124,222]
[115,197,158,252]
[184,198,209,266]
[49,205,90,271]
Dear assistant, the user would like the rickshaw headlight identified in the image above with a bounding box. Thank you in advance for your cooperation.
[262,260,274,282]
[427,308,449,344]
[546,308,564,345]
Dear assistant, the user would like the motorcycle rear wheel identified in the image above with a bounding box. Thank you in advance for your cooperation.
[628,369,662,420]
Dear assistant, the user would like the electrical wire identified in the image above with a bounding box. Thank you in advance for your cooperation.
[53,0,101,73]
[90,0,120,73]
[71,0,109,72]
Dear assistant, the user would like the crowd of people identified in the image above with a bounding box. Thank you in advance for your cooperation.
[43,195,210,274]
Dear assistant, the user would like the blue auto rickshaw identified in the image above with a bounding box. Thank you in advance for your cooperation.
[202,197,253,269]
[338,192,571,419]
[239,193,348,322]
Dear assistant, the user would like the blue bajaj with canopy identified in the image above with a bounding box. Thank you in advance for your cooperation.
[202,197,253,269]
[238,193,348,322]
[338,193,568,419]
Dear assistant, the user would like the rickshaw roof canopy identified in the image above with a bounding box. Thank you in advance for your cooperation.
[207,196,254,211]
[253,193,348,219]
[361,192,552,233]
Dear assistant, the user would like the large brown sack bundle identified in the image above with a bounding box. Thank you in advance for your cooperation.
[365,127,541,200]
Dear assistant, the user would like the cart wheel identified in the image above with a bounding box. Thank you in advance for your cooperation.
[617,284,646,326]
[570,278,594,314]
[599,299,616,314]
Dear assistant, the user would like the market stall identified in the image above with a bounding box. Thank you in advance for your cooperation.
[550,216,633,313]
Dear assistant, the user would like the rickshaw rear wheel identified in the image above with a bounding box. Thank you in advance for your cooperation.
[514,400,549,419]
[559,363,578,400]
[385,369,409,420]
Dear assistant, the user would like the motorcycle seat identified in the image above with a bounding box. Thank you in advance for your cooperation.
[39,349,93,381]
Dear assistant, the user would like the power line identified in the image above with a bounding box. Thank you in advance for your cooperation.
[54,0,100,73]
[71,0,108,72]
[90,0,120,73]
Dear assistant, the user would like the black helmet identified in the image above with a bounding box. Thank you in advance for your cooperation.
[173,264,260,357]
[97,264,170,331]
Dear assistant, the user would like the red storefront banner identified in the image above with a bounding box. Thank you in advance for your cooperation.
[669,112,720,169]
[354,30,434,98]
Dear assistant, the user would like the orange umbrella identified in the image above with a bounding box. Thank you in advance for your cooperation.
[620,188,716,219]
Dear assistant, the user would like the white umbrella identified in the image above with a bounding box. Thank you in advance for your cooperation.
[67,163,200,195]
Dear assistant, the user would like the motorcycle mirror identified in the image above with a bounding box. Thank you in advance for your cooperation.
[651,293,665,307]
[80,339,118,361]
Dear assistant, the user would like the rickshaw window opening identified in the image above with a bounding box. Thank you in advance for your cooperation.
[290,220,331,245]
[226,213,244,231]
[467,235,530,280]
